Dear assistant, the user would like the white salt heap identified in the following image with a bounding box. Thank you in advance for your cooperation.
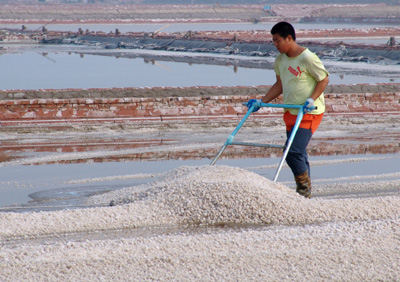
[1,165,399,281]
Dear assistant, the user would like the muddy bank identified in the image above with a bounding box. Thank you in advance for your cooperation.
[1,84,399,124]
[1,83,399,100]
[45,34,400,64]
[1,3,399,24]
[0,4,268,22]
[32,23,400,67]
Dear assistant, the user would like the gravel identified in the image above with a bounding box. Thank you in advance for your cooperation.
[0,165,399,281]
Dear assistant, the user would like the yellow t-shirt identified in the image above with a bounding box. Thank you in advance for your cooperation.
[274,48,329,115]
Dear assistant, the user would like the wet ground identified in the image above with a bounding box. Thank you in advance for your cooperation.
[0,112,399,212]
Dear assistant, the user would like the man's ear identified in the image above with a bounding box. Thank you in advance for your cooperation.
[286,35,294,42]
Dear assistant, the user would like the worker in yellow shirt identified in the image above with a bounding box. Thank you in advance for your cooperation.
[247,21,329,198]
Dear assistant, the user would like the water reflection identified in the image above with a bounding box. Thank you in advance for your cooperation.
[1,136,399,165]
[0,46,398,90]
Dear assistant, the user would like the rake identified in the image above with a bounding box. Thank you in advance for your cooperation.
[210,102,315,182]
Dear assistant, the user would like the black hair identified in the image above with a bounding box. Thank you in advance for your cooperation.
[271,21,296,41]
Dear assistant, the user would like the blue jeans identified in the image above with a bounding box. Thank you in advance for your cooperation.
[285,127,313,177]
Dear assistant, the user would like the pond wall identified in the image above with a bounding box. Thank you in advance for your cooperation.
[0,84,399,125]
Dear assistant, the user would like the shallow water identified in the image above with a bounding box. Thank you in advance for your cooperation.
[0,111,399,211]
[1,20,399,90]
[0,153,398,211]
[1,44,399,90]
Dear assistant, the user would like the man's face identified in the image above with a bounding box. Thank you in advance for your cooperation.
[272,33,291,54]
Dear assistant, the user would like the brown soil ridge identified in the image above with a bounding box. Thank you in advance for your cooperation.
[1,84,398,100]
[0,4,398,23]
[0,4,268,22]
[309,4,400,18]
[1,84,399,125]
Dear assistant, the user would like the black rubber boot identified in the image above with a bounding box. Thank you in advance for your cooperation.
[294,171,311,198]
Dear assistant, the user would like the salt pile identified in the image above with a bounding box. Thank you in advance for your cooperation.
[89,165,399,226]
[90,165,309,224]
[1,165,399,239]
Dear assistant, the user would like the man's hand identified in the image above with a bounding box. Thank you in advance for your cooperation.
[303,98,315,113]
[246,99,262,112]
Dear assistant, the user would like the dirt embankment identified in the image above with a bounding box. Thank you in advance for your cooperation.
[1,84,399,100]
[307,4,400,19]
[1,84,399,125]
[0,3,399,23]
[0,4,269,22]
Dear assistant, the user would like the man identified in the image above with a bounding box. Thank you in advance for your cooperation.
[247,21,329,198]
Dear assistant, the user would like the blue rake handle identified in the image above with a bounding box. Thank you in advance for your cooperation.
[210,102,315,182]
[209,103,256,165]
[272,106,303,182]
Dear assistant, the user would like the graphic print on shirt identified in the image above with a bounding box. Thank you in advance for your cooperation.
[288,66,303,77]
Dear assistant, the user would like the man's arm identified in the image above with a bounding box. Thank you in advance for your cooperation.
[310,76,329,101]
[261,75,283,103]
